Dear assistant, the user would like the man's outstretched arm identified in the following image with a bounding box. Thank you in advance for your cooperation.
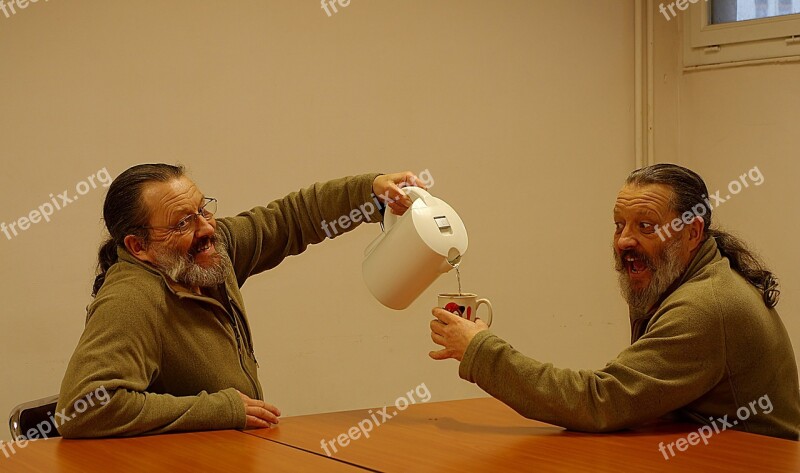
[217,171,424,285]
[430,305,725,432]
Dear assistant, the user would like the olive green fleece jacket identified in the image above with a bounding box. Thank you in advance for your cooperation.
[57,174,381,438]
[460,238,800,440]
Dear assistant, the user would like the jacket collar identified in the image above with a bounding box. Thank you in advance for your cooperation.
[628,237,721,322]
[115,246,221,303]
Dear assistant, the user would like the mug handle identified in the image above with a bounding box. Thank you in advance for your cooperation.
[475,298,493,327]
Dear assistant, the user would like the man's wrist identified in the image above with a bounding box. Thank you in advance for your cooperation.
[370,173,387,217]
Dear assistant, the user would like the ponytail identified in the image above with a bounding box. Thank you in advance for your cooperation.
[92,239,120,297]
[708,229,780,308]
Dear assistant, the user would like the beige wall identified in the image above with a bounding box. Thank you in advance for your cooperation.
[0,1,635,441]
[653,8,800,370]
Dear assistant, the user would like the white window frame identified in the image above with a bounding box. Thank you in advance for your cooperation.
[684,0,800,67]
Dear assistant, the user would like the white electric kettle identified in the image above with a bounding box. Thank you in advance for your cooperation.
[362,187,468,310]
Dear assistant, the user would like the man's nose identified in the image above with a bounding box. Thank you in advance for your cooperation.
[616,227,638,251]
[195,214,215,237]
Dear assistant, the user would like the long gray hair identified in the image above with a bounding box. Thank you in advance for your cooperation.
[93,163,186,296]
[626,164,779,308]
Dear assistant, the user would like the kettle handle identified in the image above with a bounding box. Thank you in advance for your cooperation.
[383,187,434,231]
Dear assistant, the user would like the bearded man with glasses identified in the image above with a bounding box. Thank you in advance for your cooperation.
[57,163,421,438]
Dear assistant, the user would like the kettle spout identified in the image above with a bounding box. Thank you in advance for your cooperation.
[446,248,462,268]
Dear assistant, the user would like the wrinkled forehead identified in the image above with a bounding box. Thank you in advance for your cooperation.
[141,176,204,224]
[614,183,675,219]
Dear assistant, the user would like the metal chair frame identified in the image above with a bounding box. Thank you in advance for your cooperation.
[8,394,60,440]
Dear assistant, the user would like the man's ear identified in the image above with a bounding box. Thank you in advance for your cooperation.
[687,216,706,251]
[123,234,153,263]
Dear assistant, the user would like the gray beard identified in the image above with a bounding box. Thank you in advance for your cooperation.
[615,238,687,315]
[150,236,231,288]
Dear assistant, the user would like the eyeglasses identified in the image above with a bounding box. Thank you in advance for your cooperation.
[142,197,218,235]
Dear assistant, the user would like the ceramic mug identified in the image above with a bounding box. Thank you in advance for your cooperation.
[438,293,493,326]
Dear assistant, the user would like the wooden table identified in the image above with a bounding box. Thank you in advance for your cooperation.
[249,397,800,472]
[4,397,798,472]
[1,429,360,472]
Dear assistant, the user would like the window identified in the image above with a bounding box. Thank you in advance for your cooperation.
[711,0,800,24]
[684,0,800,67]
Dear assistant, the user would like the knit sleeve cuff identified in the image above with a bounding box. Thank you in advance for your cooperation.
[458,330,496,383]
[221,388,248,430]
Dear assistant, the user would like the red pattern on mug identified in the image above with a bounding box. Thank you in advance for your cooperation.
[445,302,462,316]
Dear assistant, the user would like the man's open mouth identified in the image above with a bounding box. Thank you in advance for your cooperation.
[191,237,215,257]
[624,254,649,275]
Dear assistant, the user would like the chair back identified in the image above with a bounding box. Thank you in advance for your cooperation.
[8,394,61,440]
